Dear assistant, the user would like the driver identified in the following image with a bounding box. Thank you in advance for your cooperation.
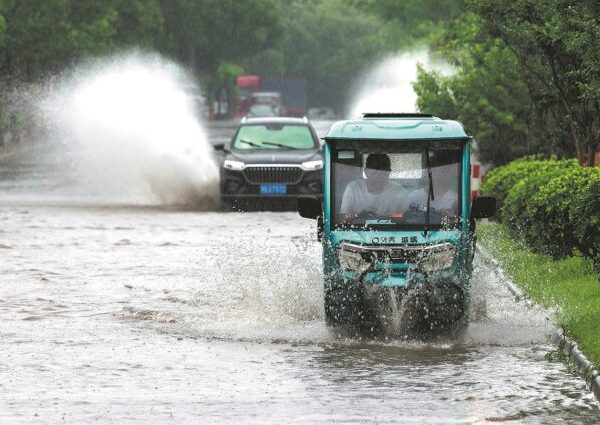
[340,153,410,220]
[407,165,458,218]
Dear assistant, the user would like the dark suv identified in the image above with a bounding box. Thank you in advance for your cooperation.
[215,117,323,210]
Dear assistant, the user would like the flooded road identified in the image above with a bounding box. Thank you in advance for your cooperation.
[0,126,598,423]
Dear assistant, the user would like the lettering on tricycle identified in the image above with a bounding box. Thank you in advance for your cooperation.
[371,236,419,244]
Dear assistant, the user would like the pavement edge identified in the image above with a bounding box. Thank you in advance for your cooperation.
[476,245,600,403]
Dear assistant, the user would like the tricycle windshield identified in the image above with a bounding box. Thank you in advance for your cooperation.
[331,140,463,230]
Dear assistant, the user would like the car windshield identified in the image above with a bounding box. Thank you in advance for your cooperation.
[332,140,462,230]
[233,124,315,150]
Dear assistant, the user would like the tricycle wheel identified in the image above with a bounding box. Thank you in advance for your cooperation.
[324,281,375,328]
[399,283,468,336]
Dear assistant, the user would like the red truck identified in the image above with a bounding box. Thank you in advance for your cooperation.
[235,75,307,117]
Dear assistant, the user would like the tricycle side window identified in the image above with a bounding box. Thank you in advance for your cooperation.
[331,141,462,230]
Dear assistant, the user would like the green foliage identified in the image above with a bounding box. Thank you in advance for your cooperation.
[415,1,600,166]
[0,0,164,81]
[487,157,599,264]
[159,0,281,76]
[355,0,465,47]
[480,156,577,215]
[570,174,600,265]
[0,12,5,44]
[413,66,457,119]
[416,12,570,165]
[0,0,405,114]
[468,0,600,165]
[500,161,574,251]
[526,167,599,259]
[241,0,388,111]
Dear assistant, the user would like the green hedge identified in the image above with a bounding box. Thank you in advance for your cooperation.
[570,175,600,274]
[501,165,569,251]
[480,156,578,218]
[482,157,600,274]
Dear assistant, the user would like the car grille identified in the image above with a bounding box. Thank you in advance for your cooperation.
[243,166,303,184]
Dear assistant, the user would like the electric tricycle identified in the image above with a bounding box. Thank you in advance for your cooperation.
[298,113,496,333]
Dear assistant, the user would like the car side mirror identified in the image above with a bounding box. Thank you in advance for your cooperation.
[298,196,321,220]
[471,196,496,219]
[213,143,227,151]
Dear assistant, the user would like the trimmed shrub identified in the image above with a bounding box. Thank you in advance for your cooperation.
[481,156,577,219]
[570,173,600,275]
[501,165,568,248]
[488,156,599,279]
[527,167,599,259]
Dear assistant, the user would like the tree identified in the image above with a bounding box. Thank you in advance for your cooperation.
[0,0,164,81]
[469,0,600,165]
[355,0,466,48]
[158,0,282,107]
[414,14,555,164]
[158,0,281,74]
[242,0,388,112]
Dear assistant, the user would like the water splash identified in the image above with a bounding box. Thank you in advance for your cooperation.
[348,50,453,118]
[41,52,218,207]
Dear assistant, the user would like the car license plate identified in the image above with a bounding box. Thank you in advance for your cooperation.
[260,184,287,195]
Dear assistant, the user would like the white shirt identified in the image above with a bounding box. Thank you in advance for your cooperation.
[340,179,410,216]
[408,188,458,213]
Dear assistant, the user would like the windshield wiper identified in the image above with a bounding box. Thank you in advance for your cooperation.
[424,147,435,237]
[238,139,262,148]
[261,141,301,149]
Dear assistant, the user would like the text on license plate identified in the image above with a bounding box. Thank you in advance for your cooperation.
[260,184,287,195]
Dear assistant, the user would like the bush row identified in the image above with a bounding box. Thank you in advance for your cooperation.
[481,156,579,217]
[480,157,600,274]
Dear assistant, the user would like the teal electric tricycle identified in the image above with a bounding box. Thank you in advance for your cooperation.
[298,113,496,333]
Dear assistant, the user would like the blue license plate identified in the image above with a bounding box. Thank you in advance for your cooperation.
[260,184,287,195]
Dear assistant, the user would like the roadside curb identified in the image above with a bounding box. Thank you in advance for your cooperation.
[551,328,600,402]
[476,245,600,403]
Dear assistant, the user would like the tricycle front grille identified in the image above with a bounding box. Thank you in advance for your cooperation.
[339,242,454,264]
[243,166,303,184]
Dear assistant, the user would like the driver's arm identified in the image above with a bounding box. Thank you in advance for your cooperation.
[340,182,357,220]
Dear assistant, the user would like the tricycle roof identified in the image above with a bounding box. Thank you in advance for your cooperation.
[324,113,469,141]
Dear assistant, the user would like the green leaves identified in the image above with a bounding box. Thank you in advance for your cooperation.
[484,157,600,268]
[0,0,165,80]
[467,0,600,165]
[240,0,388,111]
[414,0,600,165]
[160,0,281,75]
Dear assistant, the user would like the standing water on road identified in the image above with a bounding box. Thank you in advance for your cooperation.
[0,207,598,423]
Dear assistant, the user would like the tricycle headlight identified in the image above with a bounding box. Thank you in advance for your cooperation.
[338,246,371,273]
[418,245,455,273]
[301,159,323,171]
[223,159,245,171]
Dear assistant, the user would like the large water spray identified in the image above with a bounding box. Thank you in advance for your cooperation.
[348,51,453,118]
[42,52,219,207]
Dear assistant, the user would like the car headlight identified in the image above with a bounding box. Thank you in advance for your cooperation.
[223,159,245,170]
[418,244,455,273]
[301,159,323,171]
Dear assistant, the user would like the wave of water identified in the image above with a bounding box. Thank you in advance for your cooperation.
[40,52,219,207]
[348,50,453,118]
